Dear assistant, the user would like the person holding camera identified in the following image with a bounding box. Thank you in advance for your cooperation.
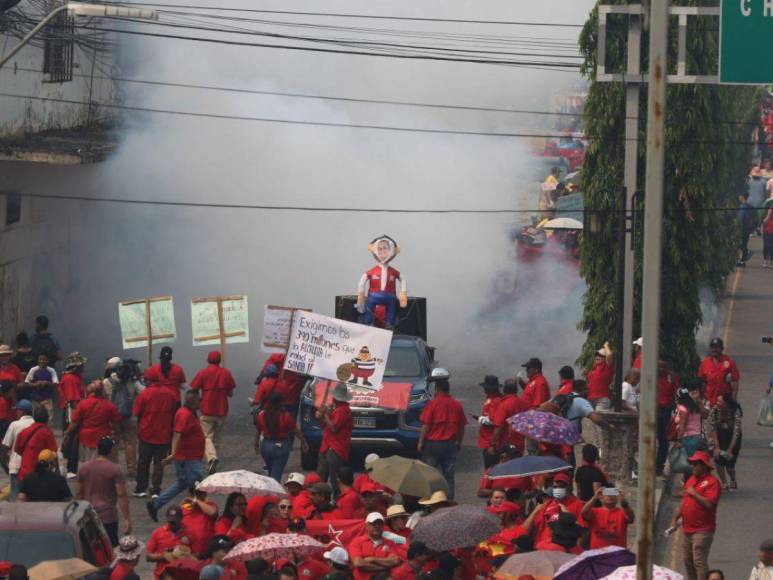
[580,486,635,549]
[103,357,143,478]
[698,338,739,407]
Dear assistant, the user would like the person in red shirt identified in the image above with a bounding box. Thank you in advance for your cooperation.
[391,541,431,580]
[580,486,635,549]
[147,390,205,521]
[656,360,680,476]
[214,492,253,544]
[519,358,551,410]
[146,506,189,579]
[385,504,411,541]
[64,381,121,464]
[349,512,403,580]
[477,375,502,469]
[180,484,218,557]
[418,379,467,500]
[258,353,305,415]
[670,450,721,580]
[557,366,575,396]
[132,379,177,498]
[525,471,585,545]
[190,350,236,476]
[489,381,525,456]
[144,346,187,403]
[533,512,583,555]
[14,406,57,481]
[250,364,285,409]
[586,345,614,410]
[698,337,740,406]
[0,344,23,389]
[254,392,309,483]
[317,383,353,495]
[478,446,532,500]
[59,352,87,477]
[109,535,143,580]
[632,337,643,369]
[336,466,366,519]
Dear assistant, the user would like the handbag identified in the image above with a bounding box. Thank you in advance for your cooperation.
[668,445,691,474]
[757,396,773,427]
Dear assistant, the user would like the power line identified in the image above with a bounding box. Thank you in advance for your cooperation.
[97,2,585,28]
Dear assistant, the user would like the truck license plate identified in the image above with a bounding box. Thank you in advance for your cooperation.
[354,416,377,429]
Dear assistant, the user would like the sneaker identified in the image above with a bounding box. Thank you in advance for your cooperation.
[146,501,159,522]
[151,494,159,500]
[66,472,77,480]
[133,490,148,498]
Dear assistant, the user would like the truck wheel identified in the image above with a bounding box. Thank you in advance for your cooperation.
[301,445,319,471]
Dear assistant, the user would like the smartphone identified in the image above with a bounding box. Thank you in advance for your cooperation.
[602,488,619,496]
[664,526,677,537]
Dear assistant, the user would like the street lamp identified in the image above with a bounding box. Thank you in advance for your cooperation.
[0,2,157,69]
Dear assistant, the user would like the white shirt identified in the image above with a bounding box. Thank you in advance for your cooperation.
[25,365,59,384]
[622,381,640,409]
[2,415,35,474]
[749,563,773,580]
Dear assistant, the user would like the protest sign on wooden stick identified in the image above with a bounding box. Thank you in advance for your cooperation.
[118,296,176,367]
[191,295,249,367]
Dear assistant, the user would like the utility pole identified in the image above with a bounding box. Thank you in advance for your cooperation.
[636,0,668,577]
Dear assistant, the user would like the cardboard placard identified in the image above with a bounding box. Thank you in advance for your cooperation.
[261,305,310,354]
[191,295,249,347]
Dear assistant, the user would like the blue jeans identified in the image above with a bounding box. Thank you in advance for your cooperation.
[361,292,398,326]
[10,475,19,501]
[261,438,292,482]
[152,460,203,510]
[422,440,458,499]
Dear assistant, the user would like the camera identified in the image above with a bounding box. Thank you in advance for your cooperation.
[763,337,773,344]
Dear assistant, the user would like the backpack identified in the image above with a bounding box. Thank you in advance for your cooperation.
[110,381,133,418]
[30,333,57,363]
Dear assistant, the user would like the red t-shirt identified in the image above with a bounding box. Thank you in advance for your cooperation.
[72,396,121,449]
[681,474,721,533]
[657,372,680,409]
[491,394,525,450]
[632,353,642,369]
[147,524,189,579]
[348,534,403,580]
[109,562,135,580]
[214,516,253,544]
[420,393,467,442]
[534,496,585,544]
[586,507,631,549]
[181,499,218,556]
[291,490,314,519]
[477,395,500,449]
[255,410,296,440]
[190,364,235,417]
[14,423,57,480]
[173,406,205,461]
[145,363,187,402]
[587,362,613,400]
[389,562,424,580]
[520,374,551,410]
[0,364,22,385]
[58,373,85,409]
[336,487,366,519]
[320,401,353,460]
[557,379,574,396]
[0,398,11,422]
[132,386,178,445]
[698,355,739,406]
[297,558,330,579]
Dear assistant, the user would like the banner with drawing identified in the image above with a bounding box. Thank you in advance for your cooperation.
[284,310,393,390]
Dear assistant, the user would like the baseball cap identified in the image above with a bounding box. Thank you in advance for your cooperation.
[323,546,349,566]
[760,539,773,552]
[285,473,306,487]
[633,337,643,347]
[709,337,724,349]
[688,450,714,469]
[521,357,542,370]
[553,472,572,485]
[38,449,57,463]
[366,512,385,524]
[15,399,32,412]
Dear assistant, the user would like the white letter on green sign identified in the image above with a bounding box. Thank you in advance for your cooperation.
[740,0,751,16]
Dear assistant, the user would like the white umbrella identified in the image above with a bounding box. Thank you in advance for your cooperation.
[197,469,286,497]
[601,565,684,579]
[540,217,584,230]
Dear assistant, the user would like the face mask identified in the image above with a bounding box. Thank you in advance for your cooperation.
[552,487,567,500]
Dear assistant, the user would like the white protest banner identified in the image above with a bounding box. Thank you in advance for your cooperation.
[118,296,176,366]
[285,311,393,389]
[261,305,310,354]
[191,295,249,347]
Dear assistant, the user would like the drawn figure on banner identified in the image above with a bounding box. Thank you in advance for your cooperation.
[349,346,384,389]
[356,235,408,328]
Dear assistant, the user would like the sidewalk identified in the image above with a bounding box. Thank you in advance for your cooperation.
[659,236,773,578]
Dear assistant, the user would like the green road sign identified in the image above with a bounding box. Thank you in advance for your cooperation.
[720,0,773,83]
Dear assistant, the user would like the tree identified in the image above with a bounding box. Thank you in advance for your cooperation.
[577,0,759,374]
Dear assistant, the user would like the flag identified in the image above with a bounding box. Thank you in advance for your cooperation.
[305,519,367,548]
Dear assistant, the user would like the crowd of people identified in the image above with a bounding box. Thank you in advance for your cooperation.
[0,315,770,580]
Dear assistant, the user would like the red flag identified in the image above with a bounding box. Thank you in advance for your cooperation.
[305,519,367,548]
[314,380,411,411]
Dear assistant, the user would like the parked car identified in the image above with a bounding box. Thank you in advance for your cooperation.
[0,501,113,568]
[299,334,448,469]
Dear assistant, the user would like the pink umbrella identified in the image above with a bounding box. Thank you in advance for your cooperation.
[197,470,286,497]
[224,533,325,563]
[601,565,684,579]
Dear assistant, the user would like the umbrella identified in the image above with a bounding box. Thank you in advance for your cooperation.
[507,410,581,445]
[554,546,636,580]
[197,469,286,497]
[489,455,571,479]
[601,564,684,579]
[28,558,96,580]
[368,456,449,497]
[412,505,500,551]
[494,550,574,580]
[224,533,325,563]
[540,217,584,230]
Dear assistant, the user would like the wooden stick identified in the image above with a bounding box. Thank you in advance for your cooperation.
[279,308,296,381]
[192,331,245,342]
[191,295,245,304]
[125,333,174,343]
[216,297,227,368]
[120,296,172,306]
[144,299,152,369]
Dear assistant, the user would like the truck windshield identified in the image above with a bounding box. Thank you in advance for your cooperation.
[384,346,422,377]
[0,531,76,567]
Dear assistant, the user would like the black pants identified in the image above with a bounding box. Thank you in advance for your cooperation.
[739,228,753,261]
[136,441,169,494]
[482,448,499,469]
[422,440,458,500]
[61,410,79,474]
[103,521,119,547]
[317,449,344,499]
[764,233,773,260]
[656,406,673,473]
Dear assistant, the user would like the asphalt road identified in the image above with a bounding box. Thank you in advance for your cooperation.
[660,236,773,579]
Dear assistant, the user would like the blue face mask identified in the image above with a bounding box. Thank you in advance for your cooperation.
[552,487,567,500]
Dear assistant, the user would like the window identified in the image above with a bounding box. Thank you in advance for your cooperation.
[42,10,74,83]
[5,193,20,226]
[0,531,76,567]
[384,346,422,378]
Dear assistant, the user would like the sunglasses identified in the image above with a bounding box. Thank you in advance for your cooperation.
[279,504,292,509]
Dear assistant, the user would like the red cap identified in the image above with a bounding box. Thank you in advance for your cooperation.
[360,480,386,494]
[688,450,714,469]
[207,351,222,364]
[304,472,321,487]
[553,472,572,485]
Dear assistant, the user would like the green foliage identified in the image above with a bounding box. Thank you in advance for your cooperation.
[577,0,759,374]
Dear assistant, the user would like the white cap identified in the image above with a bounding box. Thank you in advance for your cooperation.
[366,512,385,524]
[365,453,380,466]
[323,546,349,566]
[106,356,122,368]
[285,473,305,487]
[633,337,643,347]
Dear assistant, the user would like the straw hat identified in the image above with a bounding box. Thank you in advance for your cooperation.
[418,490,449,506]
[386,505,409,519]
